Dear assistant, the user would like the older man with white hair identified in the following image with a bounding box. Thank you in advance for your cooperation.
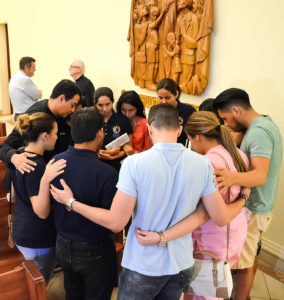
[69,59,95,107]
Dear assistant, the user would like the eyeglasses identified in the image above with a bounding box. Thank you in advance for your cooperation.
[70,66,80,69]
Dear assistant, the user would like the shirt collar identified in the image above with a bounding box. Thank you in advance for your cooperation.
[19,70,28,77]
[105,111,116,123]
[152,143,185,151]
[75,75,84,83]
[67,145,98,157]
[249,115,271,129]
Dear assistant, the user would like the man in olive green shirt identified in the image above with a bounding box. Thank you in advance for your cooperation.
[214,88,282,300]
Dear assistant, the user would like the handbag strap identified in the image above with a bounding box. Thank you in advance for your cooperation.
[194,250,220,262]
[8,179,12,213]
[8,180,13,222]
[210,151,231,261]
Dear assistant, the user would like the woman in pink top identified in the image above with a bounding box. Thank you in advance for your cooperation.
[184,112,249,300]
[136,111,249,300]
[116,91,151,153]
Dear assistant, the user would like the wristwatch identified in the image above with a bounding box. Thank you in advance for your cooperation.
[158,232,167,247]
[66,198,76,212]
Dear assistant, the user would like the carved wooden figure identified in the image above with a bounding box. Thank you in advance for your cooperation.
[128,0,213,95]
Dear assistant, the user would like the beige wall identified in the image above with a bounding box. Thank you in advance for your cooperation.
[1,0,284,254]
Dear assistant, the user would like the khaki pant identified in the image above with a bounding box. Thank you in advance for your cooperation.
[233,212,273,269]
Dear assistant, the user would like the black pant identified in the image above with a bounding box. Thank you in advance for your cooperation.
[56,234,117,300]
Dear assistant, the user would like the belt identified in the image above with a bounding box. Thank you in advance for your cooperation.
[57,234,113,249]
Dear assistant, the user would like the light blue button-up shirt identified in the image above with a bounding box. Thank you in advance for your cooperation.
[9,70,40,113]
[117,143,217,276]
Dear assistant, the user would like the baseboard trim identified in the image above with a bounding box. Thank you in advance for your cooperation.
[262,237,284,261]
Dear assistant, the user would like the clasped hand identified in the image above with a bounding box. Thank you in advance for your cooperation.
[135,228,160,246]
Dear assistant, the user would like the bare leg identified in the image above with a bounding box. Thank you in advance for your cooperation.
[235,258,257,300]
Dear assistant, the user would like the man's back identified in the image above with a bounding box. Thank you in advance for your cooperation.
[9,70,40,113]
[52,146,118,243]
[117,143,216,275]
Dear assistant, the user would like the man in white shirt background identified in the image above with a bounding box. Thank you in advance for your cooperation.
[9,56,42,120]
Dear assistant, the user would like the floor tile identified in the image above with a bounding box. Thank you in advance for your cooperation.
[111,288,185,299]
[264,273,284,299]
[251,298,270,300]
[250,270,270,298]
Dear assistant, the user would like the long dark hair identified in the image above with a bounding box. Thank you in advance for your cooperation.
[116,90,146,118]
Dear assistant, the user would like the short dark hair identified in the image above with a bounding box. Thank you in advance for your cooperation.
[116,90,146,118]
[19,57,35,70]
[157,78,178,97]
[214,88,252,111]
[94,87,114,105]
[199,98,216,113]
[50,79,81,101]
[70,108,104,143]
[148,103,179,130]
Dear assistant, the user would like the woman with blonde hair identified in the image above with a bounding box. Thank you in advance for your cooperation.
[136,111,249,300]
[10,112,66,284]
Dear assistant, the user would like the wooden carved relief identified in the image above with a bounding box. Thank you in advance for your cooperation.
[128,0,213,95]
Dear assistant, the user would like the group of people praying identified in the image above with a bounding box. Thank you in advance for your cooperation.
[1,57,282,300]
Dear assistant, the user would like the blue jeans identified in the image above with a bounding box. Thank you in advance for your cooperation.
[16,245,57,284]
[117,266,194,300]
[56,234,117,300]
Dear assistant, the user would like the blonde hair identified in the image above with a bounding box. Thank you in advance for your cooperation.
[16,113,56,142]
[16,114,31,135]
[185,111,247,172]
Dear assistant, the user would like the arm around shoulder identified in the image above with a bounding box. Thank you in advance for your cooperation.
[214,156,270,188]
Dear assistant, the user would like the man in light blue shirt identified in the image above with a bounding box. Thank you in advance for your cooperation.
[9,56,42,120]
[51,103,247,300]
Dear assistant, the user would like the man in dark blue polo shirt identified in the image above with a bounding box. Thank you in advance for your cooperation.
[50,108,118,300]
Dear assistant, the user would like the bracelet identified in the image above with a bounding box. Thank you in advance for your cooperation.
[158,232,167,247]
[66,198,76,212]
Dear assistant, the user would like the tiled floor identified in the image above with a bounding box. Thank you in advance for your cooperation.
[250,269,284,299]
[46,268,284,300]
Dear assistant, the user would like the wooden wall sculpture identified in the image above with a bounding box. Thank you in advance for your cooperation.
[128,0,213,95]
